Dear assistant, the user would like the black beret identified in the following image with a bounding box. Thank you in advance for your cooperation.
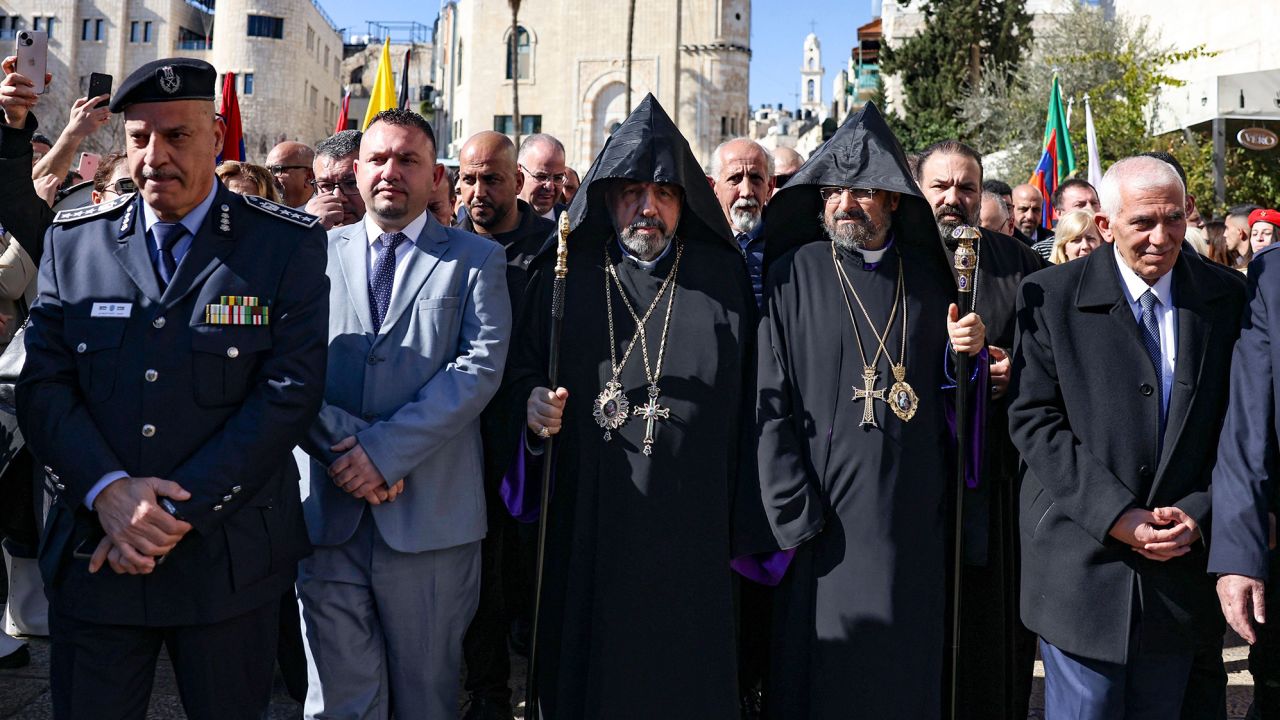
[109,58,216,113]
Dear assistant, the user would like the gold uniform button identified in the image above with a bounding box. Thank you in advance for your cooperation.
[226,346,240,359]
[152,317,166,329]
[75,342,87,353]
[144,369,158,382]
[141,424,156,437]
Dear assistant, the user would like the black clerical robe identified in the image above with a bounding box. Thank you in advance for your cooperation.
[506,236,754,719]
[756,239,963,719]
[945,229,1046,719]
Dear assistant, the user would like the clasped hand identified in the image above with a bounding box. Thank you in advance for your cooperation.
[89,476,193,576]
[330,435,404,505]
[1108,506,1200,561]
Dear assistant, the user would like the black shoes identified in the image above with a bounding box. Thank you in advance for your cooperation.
[462,694,514,720]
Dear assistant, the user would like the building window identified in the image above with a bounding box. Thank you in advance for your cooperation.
[807,79,816,101]
[247,15,283,39]
[95,19,103,41]
[32,16,52,38]
[80,18,89,40]
[178,26,209,50]
[505,26,531,80]
[243,72,254,95]
[456,41,463,84]
[323,45,329,70]
[130,21,138,42]
[144,21,151,43]
[306,25,314,51]
[493,115,541,135]
[350,66,364,85]
[309,86,318,110]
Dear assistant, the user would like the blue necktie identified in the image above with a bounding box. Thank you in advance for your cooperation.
[369,232,406,332]
[153,222,186,288]
[1139,289,1165,430]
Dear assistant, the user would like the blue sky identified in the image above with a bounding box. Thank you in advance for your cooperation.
[324,0,876,112]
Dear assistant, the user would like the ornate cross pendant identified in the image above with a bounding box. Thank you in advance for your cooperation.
[632,385,671,456]
[852,367,886,428]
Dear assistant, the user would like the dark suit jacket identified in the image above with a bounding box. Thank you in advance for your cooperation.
[1009,247,1244,663]
[16,184,328,627]
[1210,246,1280,580]
[0,114,53,264]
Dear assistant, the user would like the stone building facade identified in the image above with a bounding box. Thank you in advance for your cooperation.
[0,0,341,159]
[434,0,751,171]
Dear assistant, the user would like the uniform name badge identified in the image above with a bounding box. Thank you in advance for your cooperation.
[90,302,132,318]
[204,296,270,326]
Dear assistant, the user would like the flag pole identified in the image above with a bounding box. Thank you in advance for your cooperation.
[526,212,571,720]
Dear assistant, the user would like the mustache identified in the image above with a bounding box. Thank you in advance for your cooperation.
[935,203,967,220]
[732,198,760,210]
[627,217,667,234]
[831,208,869,223]
[141,168,179,181]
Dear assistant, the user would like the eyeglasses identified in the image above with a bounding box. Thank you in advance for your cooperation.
[309,178,360,196]
[268,164,310,176]
[100,177,137,196]
[819,186,877,203]
[520,164,567,186]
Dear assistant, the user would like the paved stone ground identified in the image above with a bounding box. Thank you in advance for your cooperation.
[0,632,1260,719]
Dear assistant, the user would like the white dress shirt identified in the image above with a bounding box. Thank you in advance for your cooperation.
[1112,245,1177,414]
[364,211,429,291]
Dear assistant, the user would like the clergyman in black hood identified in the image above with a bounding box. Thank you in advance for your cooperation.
[503,94,756,718]
[740,102,988,719]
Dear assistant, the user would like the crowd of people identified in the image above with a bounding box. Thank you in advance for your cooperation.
[1,52,1280,720]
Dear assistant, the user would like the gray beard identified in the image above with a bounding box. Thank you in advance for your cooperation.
[729,203,762,235]
[820,211,878,254]
[617,218,675,261]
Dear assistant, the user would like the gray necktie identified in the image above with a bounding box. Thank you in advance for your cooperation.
[369,232,406,332]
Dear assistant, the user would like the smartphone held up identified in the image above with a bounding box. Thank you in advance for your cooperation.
[14,30,48,95]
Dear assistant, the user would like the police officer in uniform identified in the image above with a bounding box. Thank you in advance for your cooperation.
[15,58,328,720]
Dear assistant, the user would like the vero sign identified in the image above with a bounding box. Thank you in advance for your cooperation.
[1238,128,1279,151]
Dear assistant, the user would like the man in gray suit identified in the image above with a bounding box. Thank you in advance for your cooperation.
[298,108,511,720]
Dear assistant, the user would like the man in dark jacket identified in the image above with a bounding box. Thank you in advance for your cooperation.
[1009,155,1245,717]
[456,130,554,720]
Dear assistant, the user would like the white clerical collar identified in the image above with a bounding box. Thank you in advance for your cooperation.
[859,242,891,265]
[616,236,674,270]
[364,210,429,248]
[1112,244,1173,306]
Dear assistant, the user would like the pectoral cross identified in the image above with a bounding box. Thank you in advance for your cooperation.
[852,367,886,428]
[632,385,671,456]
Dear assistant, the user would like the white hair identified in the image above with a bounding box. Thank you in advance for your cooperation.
[981,190,1009,224]
[1097,156,1185,217]
[709,138,775,179]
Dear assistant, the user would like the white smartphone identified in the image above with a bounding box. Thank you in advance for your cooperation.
[15,30,48,95]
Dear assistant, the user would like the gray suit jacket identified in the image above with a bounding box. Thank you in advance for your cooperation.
[301,215,511,553]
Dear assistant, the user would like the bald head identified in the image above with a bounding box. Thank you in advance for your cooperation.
[266,140,316,207]
[459,131,524,235]
[518,133,567,215]
[1012,183,1045,237]
[773,146,804,176]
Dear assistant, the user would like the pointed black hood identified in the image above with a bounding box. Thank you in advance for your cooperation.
[563,93,734,251]
[762,102,943,269]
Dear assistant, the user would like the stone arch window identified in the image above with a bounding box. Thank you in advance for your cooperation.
[350,66,364,85]
[807,78,816,102]
[808,55,817,71]
[505,26,532,80]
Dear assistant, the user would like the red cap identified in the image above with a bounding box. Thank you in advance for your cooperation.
[1249,208,1280,227]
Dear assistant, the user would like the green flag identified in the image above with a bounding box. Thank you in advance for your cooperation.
[1043,75,1077,181]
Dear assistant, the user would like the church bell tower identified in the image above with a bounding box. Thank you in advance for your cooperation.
[800,32,825,121]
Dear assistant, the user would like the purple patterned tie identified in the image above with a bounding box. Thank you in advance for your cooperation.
[369,232,406,332]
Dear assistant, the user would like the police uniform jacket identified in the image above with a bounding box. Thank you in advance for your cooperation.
[16,182,329,627]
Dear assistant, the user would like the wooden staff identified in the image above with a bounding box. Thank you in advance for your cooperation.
[526,211,570,719]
